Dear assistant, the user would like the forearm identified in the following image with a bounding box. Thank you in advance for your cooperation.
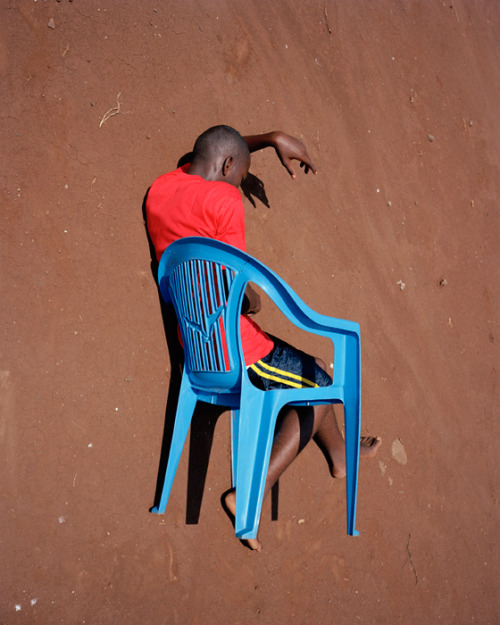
[242,132,279,153]
[243,131,316,177]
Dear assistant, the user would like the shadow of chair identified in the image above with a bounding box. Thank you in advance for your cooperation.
[150,237,362,540]
[143,192,219,525]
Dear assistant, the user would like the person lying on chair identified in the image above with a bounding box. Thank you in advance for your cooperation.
[145,125,381,551]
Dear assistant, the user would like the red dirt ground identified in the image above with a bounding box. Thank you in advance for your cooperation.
[1,1,499,623]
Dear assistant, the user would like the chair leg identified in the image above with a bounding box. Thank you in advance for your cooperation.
[343,394,361,536]
[230,408,240,488]
[234,391,283,539]
[151,376,198,515]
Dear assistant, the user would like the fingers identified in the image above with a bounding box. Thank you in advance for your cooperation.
[273,132,317,178]
[286,146,317,178]
[286,156,317,179]
[299,153,317,176]
[284,159,297,178]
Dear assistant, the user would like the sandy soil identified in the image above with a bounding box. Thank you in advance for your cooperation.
[1,1,499,623]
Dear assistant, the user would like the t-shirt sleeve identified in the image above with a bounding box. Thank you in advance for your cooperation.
[212,188,246,252]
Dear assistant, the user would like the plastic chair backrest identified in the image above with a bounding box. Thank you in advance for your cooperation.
[158,238,250,395]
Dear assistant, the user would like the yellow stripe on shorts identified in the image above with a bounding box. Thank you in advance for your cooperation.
[250,360,319,389]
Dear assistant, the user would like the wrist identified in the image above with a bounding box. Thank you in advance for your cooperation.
[268,130,281,148]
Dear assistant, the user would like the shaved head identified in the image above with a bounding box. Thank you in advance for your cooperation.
[192,125,250,165]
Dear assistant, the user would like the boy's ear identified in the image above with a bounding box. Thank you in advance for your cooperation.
[222,155,234,177]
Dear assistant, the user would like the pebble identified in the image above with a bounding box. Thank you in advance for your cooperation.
[392,439,408,465]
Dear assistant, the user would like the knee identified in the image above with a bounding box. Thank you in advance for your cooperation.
[315,357,327,372]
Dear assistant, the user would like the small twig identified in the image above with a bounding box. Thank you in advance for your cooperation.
[407,533,418,585]
[324,4,332,34]
[99,92,122,128]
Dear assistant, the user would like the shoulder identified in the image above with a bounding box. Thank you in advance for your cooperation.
[151,165,187,186]
[204,182,243,219]
[206,181,242,201]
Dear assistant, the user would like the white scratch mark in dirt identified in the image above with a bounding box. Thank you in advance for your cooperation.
[99,92,122,128]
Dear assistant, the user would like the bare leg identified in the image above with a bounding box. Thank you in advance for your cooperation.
[313,357,381,477]
[224,359,381,550]
[313,405,381,478]
[224,402,329,551]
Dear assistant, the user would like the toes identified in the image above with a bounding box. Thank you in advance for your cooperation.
[242,537,262,551]
[359,436,382,458]
[360,436,382,448]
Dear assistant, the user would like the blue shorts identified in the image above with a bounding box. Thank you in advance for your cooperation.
[247,337,332,391]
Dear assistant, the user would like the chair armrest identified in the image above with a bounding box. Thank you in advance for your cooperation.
[243,258,360,341]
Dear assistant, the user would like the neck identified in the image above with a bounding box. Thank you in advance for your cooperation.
[187,159,220,182]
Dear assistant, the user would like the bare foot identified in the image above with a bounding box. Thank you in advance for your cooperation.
[330,436,382,479]
[360,435,382,457]
[223,490,263,552]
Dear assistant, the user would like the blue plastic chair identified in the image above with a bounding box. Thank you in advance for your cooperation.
[151,237,362,539]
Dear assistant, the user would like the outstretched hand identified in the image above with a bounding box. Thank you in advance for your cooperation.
[273,132,317,178]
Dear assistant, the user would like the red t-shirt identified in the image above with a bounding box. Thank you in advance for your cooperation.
[146,165,273,366]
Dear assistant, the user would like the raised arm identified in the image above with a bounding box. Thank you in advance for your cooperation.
[242,131,317,179]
